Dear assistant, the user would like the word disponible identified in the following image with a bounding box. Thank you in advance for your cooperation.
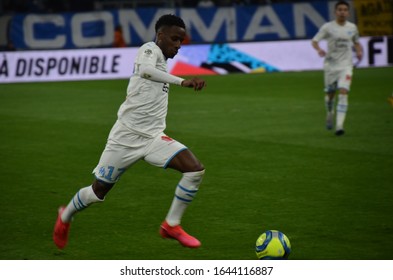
[0,54,121,78]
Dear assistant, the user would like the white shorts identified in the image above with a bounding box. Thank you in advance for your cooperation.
[324,66,353,93]
[93,121,187,183]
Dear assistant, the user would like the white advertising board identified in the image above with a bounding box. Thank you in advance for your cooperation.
[0,36,391,84]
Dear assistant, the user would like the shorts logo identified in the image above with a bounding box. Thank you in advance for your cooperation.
[161,136,173,142]
[346,75,352,81]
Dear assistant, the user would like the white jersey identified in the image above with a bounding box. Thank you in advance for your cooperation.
[312,20,359,69]
[117,42,172,138]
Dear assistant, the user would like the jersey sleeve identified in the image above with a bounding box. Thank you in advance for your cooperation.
[135,44,184,86]
[137,44,158,68]
[312,23,328,42]
[352,25,360,43]
[139,64,184,85]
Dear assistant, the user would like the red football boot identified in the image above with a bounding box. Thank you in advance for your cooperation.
[160,221,201,248]
[53,206,70,249]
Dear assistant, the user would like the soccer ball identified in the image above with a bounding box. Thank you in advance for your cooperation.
[255,230,291,260]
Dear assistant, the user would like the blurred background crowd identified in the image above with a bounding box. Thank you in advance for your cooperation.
[0,0,328,14]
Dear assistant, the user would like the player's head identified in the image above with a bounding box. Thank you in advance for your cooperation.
[335,1,350,22]
[155,14,186,59]
[335,0,350,10]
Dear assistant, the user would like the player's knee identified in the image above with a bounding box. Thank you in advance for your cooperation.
[193,162,204,172]
[92,180,114,200]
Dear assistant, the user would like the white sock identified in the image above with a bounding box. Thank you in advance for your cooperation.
[165,170,205,227]
[336,94,348,131]
[61,185,103,223]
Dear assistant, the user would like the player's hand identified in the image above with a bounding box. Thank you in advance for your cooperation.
[181,78,206,91]
[318,49,326,57]
[356,50,363,61]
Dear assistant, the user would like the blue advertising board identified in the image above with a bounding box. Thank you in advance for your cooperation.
[9,2,335,50]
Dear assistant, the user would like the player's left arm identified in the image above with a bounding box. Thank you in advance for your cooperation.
[137,46,206,90]
[353,27,363,61]
[353,42,363,61]
[139,63,184,85]
[181,78,206,91]
[139,65,206,91]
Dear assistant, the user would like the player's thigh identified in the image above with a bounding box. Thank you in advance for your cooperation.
[337,67,353,92]
[324,69,339,92]
[93,122,148,183]
[93,142,144,183]
[144,133,187,169]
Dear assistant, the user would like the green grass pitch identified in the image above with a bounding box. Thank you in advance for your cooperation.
[0,67,392,260]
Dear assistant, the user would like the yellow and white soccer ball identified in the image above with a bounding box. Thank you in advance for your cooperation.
[255,230,291,260]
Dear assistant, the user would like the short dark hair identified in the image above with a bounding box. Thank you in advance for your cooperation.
[335,1,350,10]
[155,14,186,33]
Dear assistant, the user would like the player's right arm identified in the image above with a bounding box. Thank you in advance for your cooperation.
[312,23,328,57]
[312,40,326,57]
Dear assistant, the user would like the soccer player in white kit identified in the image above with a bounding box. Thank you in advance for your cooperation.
[312,1,363,136]
[54,14,207,249]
